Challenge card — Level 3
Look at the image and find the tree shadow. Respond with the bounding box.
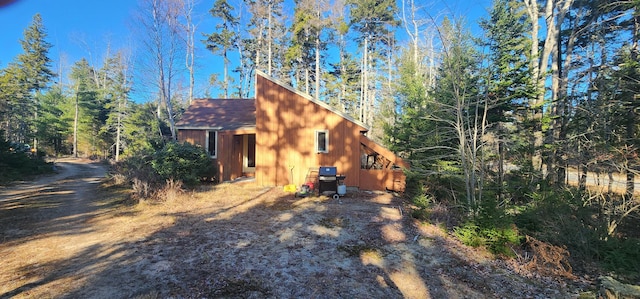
[2,184,572,298]
[0,161,128,246]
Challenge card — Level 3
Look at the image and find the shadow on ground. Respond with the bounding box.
[2,181,570,298]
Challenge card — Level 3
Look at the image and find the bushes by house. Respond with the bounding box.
[112,141,215,199]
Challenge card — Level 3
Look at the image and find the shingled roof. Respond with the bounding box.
[176,98,256,130]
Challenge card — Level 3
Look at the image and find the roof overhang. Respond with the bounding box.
[176,126,223,130]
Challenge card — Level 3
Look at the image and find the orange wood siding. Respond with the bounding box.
[178,129,250,182]
[359,169,407,192]
[255,73,366,188]
[178,129,206,147]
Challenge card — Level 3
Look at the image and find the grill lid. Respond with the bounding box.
[319,166,337,176]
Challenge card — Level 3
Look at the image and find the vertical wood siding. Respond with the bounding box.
[178,129,206,147]
[255,74,366,187]
[359,169,407,192]
[178,129,245,182]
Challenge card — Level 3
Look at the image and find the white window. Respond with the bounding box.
[315,130,329,153]
[206,131,217,158]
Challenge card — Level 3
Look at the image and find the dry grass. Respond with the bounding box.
[1,168,578,298]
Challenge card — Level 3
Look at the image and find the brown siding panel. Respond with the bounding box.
[178,129,206,147]
[256,73,369,188]
[359,169,407,192]
[251,72,406,191]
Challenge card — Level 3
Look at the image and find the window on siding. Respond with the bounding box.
[315,130,329,153]
[206,131,217,158]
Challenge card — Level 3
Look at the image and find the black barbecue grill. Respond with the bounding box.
[318,166,346,196]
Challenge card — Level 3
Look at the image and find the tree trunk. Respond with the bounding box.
[579,165,587,191]
[626,12,640,199]
[223,49,229,98]
[115,98,122,162]
[267,1,272,76]
[315,33,320,101]
[498,123,505,202]
[73,89,79,158]
[524,0,542,171]
[360,36,368,123]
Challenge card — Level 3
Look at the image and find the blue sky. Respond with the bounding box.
[0,0,492,101]
[0,0,136,67]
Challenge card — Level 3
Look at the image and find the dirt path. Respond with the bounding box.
[0,158,110,297]
[0,160,583,298]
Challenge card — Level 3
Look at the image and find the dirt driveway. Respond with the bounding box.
[0,159,578,298]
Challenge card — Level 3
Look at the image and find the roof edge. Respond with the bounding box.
[255,69,370,131]
[176,126,223,130]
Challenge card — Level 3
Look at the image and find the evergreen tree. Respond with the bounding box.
[431,17,484,206]
[15,13,55,153]
[37,85,71,155]
[123,102,164,156]
[348,0,398,126]
[100,52,132,161]
[69,58,99,158]
[0,63,30,143]
[326,53,360,117]
[204,0,238,98]
[479,0,534,200]
[384,49,435,171]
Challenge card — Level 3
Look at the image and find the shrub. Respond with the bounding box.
[454,221,520,256]
[453,197,521,256]
[0,135,53,184]
[513,187,640,281]
[114,141,214,190]
[151,141,214,187]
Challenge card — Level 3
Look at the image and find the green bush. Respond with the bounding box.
[0,136,53,184]
[453,197,521,256]
[602,238,640,278]
[151,141,214,187]
[454,222,485,247]
[454,220,520,256]
[114,141,215,191]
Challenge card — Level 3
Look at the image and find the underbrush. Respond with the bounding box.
[407,173,640,282]
[0,139,53,184]
[514,189,640,281]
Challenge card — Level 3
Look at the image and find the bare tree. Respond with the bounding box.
[181,0,198,104]
[523,0,574,173]
[135,0,185,140]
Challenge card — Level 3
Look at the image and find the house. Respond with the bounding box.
[176,71,408,192]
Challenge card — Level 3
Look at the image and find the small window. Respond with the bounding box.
[206,131,217,158]
[315,130,329,153]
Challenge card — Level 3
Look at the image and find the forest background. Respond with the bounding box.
[1,0,639,283]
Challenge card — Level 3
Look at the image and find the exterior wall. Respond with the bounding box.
[359,169,407,192]
[178,129,252,182]
[178,129,206,147]
[216,132,243,181]
[255,73,366,188]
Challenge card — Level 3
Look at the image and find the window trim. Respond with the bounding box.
[315,130,329,153]
[206,130,218,158]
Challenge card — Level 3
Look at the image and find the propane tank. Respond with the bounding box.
[337,184,347,196]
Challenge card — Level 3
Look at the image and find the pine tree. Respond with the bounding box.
[204,0,238,98]
[348,0,398,126]
[0,63,30,143]
[480,0,534,200]
[37,85,71,155]
[100,52,132,161]
[69,58,99,158]
[16,13,55,153]
[431,17,484,206]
